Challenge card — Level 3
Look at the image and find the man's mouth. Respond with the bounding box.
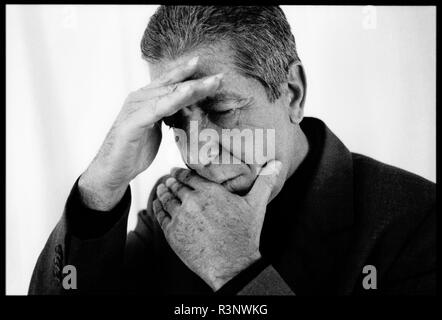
[184,160,263,195]
[220,174,241,187]
[204,171,242,187]
[221,175,249,195]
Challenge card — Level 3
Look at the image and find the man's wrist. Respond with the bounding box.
[210,251,262,292]
[78,172,128,211]
[214,256,269,295]
[66,176,132,239]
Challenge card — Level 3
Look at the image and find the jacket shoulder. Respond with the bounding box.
[349,154,436,294]
[352,153,435,213]
[351,153,435,234]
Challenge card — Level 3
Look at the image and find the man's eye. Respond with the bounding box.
[209,108,233,117]
[208,108,237,123]
[214,109,234,115]
[163,113,183,129]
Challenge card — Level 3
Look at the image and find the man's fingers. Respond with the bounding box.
[171,167,215,191]
[129,79,193,103]
[152,199,171,231]
[130,73,223,128]
[129,59,194,101]
[165,176,193,201]
[149,56,199,88]
[245,160,282,209]
[154,73,223,120]
[127,83,179,102]
[128,56,197,102]
[156,183,180,218]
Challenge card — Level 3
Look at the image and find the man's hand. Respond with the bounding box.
[153,160,282,291]
[78,56,224,211]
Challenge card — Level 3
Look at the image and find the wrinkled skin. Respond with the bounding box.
[149,45,308,198]
[148,45,308,290]
[153,162,281,290]
[79,42,308,291]
[79,57,224,211]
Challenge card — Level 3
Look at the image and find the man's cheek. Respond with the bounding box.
[231,112,276,166]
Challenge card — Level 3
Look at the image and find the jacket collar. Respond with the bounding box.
[261,117,354,257]
[300,117,354,234]
[260,117,356,294]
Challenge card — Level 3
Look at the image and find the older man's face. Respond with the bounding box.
[149,46,297,195]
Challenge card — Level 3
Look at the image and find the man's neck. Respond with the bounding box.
[286,127,310,182]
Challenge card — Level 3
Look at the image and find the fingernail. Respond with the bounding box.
[165,177,176,187]
[188,56,199,67]
[203,73,223,86]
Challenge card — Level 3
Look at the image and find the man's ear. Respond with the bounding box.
[286,61,307,124]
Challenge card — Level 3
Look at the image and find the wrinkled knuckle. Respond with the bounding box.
[181,83,195,96]
[177,169,191,183]
[157,193,168,204]
[184,194,202,211]
[167,179,178,190]
[167,83,179,94]
[173,182,185,194]
[181,196,191,209]
[181,192,193,205]
[152,199,161,213]
[164,193,175,204]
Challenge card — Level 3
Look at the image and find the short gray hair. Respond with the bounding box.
[141,6,300,102]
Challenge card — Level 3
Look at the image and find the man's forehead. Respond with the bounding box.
[148,48,235,79]
[147,45,268,102]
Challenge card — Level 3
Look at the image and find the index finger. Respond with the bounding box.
[148,56,200,89]
[129,72,223,128]
[152,73,224,121]
[171,168,218,191]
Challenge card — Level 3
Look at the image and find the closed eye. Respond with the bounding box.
[207,107,239,125]
[211,109,235,115]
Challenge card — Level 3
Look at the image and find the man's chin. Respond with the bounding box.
[221,174,255,195]
[189,164,258,195]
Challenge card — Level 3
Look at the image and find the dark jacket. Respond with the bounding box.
[28,117,436,295]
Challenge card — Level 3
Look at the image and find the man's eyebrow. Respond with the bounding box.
[188,73,248,101]
[197,91,253,111]
[212,91,245,102]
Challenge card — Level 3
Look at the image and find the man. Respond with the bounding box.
[29,6,435,295]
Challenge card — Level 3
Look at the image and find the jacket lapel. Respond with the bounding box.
[262,117,355,294]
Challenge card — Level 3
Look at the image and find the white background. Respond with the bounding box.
[6,5,436,295]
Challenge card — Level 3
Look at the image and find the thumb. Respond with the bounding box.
[245,160,282,208]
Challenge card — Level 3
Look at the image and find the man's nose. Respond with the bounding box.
[183,107,221,169]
